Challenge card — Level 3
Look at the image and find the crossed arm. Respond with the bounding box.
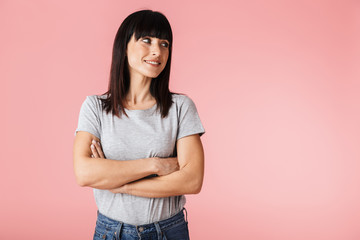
[73,131,204,198]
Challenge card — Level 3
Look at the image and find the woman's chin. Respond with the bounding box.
[145,72,162,79]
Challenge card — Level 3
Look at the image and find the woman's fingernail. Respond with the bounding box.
[92,140,96,144]
[91,144,94,148]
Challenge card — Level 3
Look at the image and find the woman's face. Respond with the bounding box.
[126,33,170,79]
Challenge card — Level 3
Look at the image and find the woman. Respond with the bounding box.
[73,9,205,240]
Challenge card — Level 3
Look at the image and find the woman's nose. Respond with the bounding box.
[150,44,161,56]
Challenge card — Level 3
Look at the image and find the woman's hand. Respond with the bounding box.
[90,140,105,159]
[153,157,179,176]
[110,185,128,194]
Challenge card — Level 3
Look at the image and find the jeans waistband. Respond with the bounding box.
[96,208,187,232]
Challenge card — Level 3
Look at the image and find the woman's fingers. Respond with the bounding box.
[94,141,105,158]
[98,143,105,158]
[91,140,105,158]
[91,144,100,158]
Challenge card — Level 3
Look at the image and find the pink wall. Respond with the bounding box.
[1,0,360,239]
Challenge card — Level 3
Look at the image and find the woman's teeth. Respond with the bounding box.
[145,60,160,65]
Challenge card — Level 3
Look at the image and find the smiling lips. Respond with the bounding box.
[144,60,161,66]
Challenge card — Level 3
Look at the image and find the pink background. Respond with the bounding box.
[1,0,360,239]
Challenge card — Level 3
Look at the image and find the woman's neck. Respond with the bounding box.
[125,75,154,106]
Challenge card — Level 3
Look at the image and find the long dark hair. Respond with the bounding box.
[99,9,178,118]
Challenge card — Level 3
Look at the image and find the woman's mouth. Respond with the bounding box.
[144,60,161,66]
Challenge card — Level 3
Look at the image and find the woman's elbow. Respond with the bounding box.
[193,181,203,194]
[187,176,203,194]
[74,168,90,187]
[73,157,92,187]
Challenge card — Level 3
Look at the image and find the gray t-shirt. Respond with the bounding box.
[74,93,205,225]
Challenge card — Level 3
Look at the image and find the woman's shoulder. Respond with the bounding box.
[91,94,108,100]
[81,94,108,111]
[85,94,108,103]
[171,93,196,107]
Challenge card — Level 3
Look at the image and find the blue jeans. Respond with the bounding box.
[93,208,190,240]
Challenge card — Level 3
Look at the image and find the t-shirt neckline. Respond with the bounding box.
[123,103,158,116]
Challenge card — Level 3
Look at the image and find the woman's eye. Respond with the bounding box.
[141,38,168,48]
[142,38,151,43]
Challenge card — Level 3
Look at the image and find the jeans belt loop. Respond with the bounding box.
[154,221,163,240]
[114,222,123,240]
[183,207,188,222]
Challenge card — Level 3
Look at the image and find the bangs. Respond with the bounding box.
[132,12,172,44]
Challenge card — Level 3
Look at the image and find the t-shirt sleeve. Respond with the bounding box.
[74,95,101,139]
[176,96,205,141]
